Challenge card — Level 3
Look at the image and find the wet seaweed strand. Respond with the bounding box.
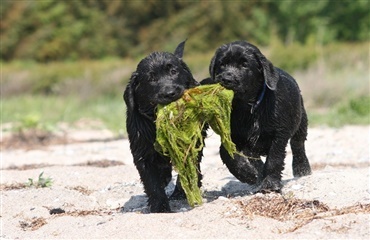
[155,84,236,206]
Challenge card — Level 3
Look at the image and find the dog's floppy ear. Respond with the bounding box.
[123,72,138,112]
[209,55,216,80]
[174,39,187,59]
[209,44,227,80]
[256,53,279,90]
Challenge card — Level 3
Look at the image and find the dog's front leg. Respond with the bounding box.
[220,145,260,185]
[258,137,289,193]
[135,159,172,213]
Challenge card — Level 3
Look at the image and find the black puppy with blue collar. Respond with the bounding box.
[207,41,312,192]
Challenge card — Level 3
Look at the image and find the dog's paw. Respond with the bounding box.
[230,158,261,185]
[293,165,312,178]
[149,202,172,213]
[255,176,282,193]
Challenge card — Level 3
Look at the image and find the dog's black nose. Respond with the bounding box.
[221,72,236,86]
[164,90,177,98]
[157,87,182,104]
[222,78,234,85]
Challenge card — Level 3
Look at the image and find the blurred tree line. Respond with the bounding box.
[1,0,368,62]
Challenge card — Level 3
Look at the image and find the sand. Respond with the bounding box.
[1,125,369,239]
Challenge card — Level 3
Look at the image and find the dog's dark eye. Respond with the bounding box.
[149,72,157,82]
[170,69,178,75]
[241,62,249,69]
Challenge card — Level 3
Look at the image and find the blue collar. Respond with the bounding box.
[249,83,266,114]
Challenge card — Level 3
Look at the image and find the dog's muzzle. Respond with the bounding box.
[216,72,238,89]
[157,86,183,105]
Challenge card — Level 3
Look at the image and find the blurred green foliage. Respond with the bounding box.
[1,0,368,62]
[1,58,135,96]
[1,0,369,132]
[2,42,369,134]
[309,95,370,126]
[337,96,370,119]
[3,94,125,133]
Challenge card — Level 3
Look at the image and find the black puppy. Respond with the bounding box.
[123,41,201,213]
[208,41,312,192]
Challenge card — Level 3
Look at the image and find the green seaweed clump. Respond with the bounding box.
[155,84,236,207]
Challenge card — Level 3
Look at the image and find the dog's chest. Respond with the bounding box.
[230,109,257,141]
[230,108,272,155]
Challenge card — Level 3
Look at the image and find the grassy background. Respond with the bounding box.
[2,42,369,136]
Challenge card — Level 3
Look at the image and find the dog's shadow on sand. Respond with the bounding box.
[122,177,259,214]
[122,176,298,213]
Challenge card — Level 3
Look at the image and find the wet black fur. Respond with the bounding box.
[207,41,312,192]
[123,41,201,213]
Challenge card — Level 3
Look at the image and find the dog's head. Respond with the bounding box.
[124,40,199,117]
[209,41,279,100]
